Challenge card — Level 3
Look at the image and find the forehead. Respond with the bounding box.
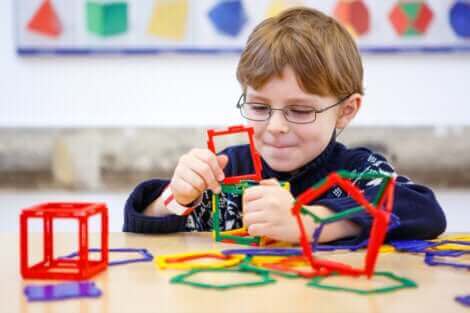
[245,67,316,100]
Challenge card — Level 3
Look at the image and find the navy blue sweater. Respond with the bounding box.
[123,138,446,244]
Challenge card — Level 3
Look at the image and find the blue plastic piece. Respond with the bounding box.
[60,248,154,266]
[24,281,101,302]
[208,0,248,37]
[456,294,470,307]
[424,251,470,269]
[221,248,303,256]
[450,1,470,38]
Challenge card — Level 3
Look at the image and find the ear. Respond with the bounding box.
[335,93,362,129]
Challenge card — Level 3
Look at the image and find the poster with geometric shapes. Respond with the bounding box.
[15,0,470,56]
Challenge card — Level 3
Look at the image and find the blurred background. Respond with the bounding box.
[1,0,469,232]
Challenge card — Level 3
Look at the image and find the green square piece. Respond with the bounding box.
[86,1,128,37]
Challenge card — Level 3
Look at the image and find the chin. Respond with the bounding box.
[265,157,302,173]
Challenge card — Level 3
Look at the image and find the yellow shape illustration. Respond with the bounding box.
[148,0,188,41]
[266,0,304,18]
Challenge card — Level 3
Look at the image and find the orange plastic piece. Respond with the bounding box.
[27,0,62,38]
[20,202,108,280]
[207,125,263,184]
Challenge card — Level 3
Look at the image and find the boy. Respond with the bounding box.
[123,7,446,244]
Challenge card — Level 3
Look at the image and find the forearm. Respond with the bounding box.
[303,205,361,243]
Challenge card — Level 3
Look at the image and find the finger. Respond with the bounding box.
[260,178,279,186]
[243,186,265,203]
[193,149,226,182]
[247,223,271,237]
[217,154,229,173]
[243,211,268,226]
[173,164,206,195]
[243,197,268,214]
[180,155,220,193]
[170,175,201,205]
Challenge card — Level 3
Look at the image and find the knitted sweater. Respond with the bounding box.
[123,138,446,244]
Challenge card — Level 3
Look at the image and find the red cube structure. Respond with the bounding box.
[20,202,108,280]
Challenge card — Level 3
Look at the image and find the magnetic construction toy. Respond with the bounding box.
[20,202,109,280]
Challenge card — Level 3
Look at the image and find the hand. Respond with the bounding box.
[243,179,315,243]
[170,148,229,206]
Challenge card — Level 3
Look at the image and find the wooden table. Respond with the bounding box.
[1,232,468,313]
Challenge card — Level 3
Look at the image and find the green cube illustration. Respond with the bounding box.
[86,1,128,37]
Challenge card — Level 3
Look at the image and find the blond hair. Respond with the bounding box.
[236,7,364,98]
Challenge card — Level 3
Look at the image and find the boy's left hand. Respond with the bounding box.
[243,179,314,243]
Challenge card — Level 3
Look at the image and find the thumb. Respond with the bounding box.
[217,154,229,170]
[260,178,279,186]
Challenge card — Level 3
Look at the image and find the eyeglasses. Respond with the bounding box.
[236,93,352,124]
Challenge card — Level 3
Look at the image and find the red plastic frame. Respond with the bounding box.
[292,173,396,278]
[207,125,263,184]
[20,202,109,280]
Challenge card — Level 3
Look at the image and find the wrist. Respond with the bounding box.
[161,187,201,216]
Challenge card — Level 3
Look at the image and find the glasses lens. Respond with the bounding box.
[241,103,271,121]
[285,107,316,123]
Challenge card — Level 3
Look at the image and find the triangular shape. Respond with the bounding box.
[27,0,62,38]
[401,2,420,21]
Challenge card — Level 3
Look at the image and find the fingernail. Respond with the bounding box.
[214,186,222,194]
[217,173,225,181]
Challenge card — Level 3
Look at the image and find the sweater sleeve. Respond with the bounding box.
[122,179,187,233]
[315,148,446,245]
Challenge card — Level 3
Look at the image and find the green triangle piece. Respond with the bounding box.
[401,2,420,20]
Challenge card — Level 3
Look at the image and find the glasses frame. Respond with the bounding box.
[236,93,353,124]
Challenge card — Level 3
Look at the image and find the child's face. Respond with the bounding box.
[245,66,341,172]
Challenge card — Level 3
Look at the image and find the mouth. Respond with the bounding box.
[264,143,296,149]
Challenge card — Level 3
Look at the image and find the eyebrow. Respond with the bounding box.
[246,93,317,106]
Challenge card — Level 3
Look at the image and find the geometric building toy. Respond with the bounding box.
[334,0,370,37]
[292,170,397,278]
[60,248,154,266]
[207,125,263,184]
[211,180,290,247]
[208,0,248,37]
[24,281,102,302]
[424,250,470,270]
[170,267,276,290]
[308,271,417,295]
[155,251,244,270]
[86,1,128,37]
[455,294,470,307]
[389,1,433,36]
[20,202,108,280]
[27,0,62,38]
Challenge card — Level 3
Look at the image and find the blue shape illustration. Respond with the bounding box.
[208,0,248,37]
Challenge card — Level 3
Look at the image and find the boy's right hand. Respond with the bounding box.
[169,148,229,206]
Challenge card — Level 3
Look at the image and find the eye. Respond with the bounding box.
[287,105,316,114]
[247,103,270,112]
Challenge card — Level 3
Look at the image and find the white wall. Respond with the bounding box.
[1,1,470,128]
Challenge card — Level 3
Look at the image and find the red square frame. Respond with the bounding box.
[207,125,263,184]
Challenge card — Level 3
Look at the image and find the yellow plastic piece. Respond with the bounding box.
[430,234,470,251]
[251,256,288,266]
[155,251,244,270]
[379,245,396,253]
[148,0,188,40]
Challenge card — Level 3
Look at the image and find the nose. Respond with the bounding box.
[266,109,289,134]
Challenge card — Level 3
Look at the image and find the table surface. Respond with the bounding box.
[1,232,468,313]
